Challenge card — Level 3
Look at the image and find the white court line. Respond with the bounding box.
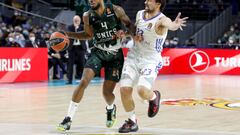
[0,123,239,135]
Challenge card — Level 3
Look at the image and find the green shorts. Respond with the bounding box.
[85,48,124,82]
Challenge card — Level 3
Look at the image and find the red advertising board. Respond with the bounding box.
[0,48,48,83]
[1,48,238,83]
[159,48,240,75]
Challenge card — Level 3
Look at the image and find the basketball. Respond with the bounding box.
[49,31,70,52]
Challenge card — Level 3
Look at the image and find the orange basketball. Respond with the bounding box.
[49,31,70,52]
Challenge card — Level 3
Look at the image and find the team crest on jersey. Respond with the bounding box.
[90,13,96,21]
[146,23,153,30]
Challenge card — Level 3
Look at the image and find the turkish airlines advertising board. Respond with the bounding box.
[159,48,240,75]
[0,48,48,83]
[1,48,239,83]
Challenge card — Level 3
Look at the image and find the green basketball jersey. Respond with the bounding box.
[88,3,123,54]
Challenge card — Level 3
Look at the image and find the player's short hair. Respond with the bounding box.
[155,0,166,12]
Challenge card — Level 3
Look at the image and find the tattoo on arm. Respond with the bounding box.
[114,5,136,35]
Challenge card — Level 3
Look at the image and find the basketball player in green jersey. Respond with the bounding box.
[56,0,135,131]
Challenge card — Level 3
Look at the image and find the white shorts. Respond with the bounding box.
[120,56,163,90]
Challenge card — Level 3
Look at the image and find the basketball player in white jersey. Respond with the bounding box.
[118,0,188,133]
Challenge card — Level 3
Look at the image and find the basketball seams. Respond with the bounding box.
[49,32,70,52]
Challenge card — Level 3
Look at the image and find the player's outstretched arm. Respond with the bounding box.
[113,5,136,36]
[158,12,188,31]
[65,12,94,40]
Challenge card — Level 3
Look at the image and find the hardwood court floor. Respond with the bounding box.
[0,75,240,135]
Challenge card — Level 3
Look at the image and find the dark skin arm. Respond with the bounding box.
[65,11,94,40]
[65,5,135,40]
[113,5,136,36]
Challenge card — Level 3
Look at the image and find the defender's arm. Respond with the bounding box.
[157,12,188,31]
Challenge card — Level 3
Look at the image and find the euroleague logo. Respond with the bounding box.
[161,98,240,111]
[189,50,210,73]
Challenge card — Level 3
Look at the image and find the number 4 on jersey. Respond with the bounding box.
[101,22,108,29]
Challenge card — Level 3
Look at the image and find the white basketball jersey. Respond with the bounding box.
[128,10,168,63]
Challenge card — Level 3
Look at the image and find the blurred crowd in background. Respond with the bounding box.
[0,0,240,82]
[215,22,240,49]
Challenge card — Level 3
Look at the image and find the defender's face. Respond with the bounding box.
[144,0,160,12]
[89,0,101,10]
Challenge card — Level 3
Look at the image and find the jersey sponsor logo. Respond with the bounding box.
[162,98,240,110]
[96,28,117,39]
[107,14,114,17]
[189,50,210,73]
[0,58,31,71]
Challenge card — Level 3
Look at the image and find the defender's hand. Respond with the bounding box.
[174,12,188,31]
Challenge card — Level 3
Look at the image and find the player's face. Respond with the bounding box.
[144,0,160,13]
[89,0,101,10]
